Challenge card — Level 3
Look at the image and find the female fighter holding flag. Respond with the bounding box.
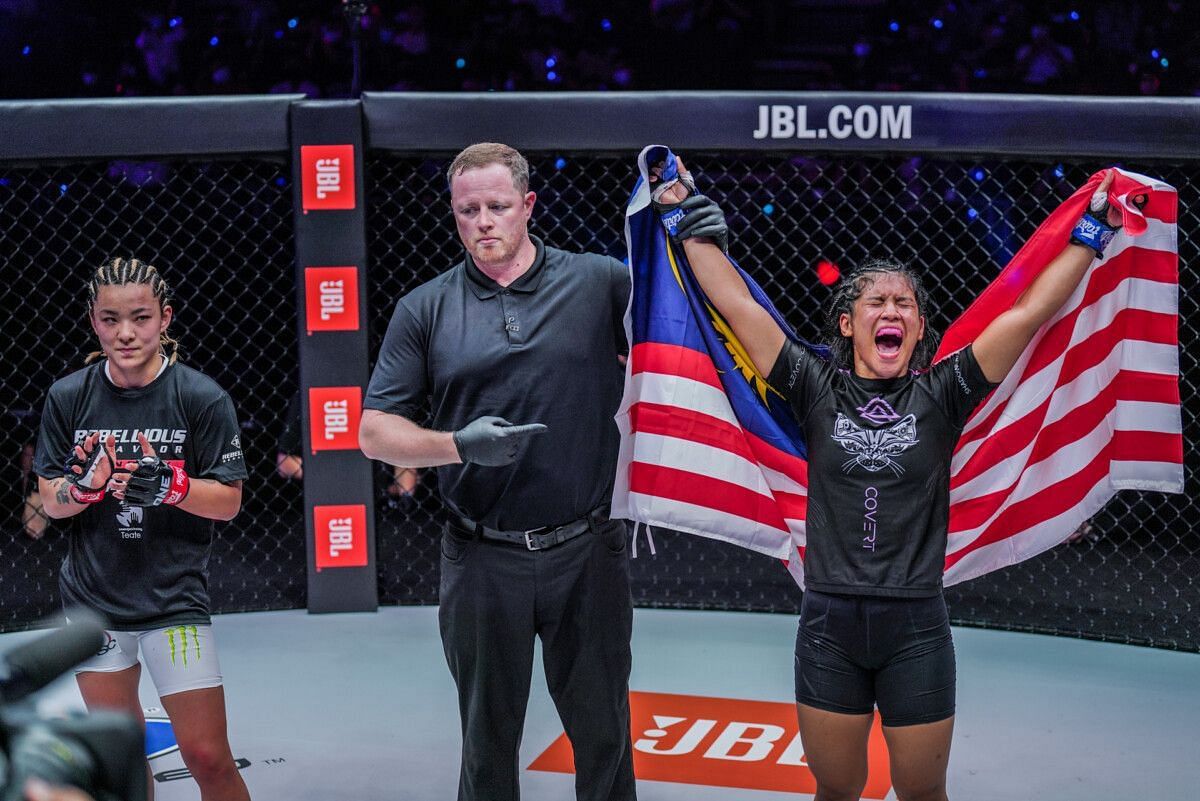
[34,256,251,801]
[648,159,1128,801]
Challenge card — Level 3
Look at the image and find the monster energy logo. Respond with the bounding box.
[166,625,201,666]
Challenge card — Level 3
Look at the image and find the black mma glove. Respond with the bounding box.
[1069,183,1120,257]
[653,194,730,253]
[452,416,547,467]
[64,442,110,504]
[122,455,191,507]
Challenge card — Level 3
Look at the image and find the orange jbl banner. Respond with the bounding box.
[529,691,892,797]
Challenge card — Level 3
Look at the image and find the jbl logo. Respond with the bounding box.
[315,159,341,199]
[304,267,359,333]
[313,505,368,570]
[300,145,356,211]
[323,400,348,440]
[327,517,354,555]
[307,386,361,452]
[320,280,344,319]
[530,691,893,796]
[634,716,805,762]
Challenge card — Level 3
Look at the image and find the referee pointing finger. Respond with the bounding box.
[452,416,548,467]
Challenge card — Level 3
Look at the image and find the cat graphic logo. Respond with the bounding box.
[832,412,918,475]
[116,504,144,539]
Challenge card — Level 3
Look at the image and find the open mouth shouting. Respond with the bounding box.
[875,326,904,360]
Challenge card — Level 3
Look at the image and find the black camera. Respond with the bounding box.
[0,615,146,801]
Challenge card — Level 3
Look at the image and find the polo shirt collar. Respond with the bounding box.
[464,235,547,299]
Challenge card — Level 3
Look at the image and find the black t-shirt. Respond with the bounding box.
[34,360,248,629]
[768,340,996,597]
[364,236,630,530]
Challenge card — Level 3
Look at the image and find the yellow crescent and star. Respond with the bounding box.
[662,235,783,405]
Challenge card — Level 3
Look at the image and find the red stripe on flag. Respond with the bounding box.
[746,430,810,485]
[952,360,1179,489]
[1017,254,1177,378]
[956,307,1176,453]
[951,372,1180,530]
[630,402,754,462]
[938,229,1175,362]
[631,342,722,389]
[949,433,1183,534]
[1135,189,1178,224]
[628,404,810,518]
[629,462,790,533]
[945,430,1176,569]
[953,395,1008,453]
[1111,431,1183,464]
[774,491,808,521]
[946,457,1110,570]
[1119,370,1183,406]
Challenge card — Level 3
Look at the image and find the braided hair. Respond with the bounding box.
[85,256,180,365]
[821,256,940,373]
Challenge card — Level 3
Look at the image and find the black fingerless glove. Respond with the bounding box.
[653,194,730,253]
[64,445,108,504]
[1069,186,1119,257]
[123,455,190,507]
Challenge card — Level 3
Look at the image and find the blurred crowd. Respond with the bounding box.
[0,0,1195,99]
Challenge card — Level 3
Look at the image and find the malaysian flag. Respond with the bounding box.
[611,146,1182,587]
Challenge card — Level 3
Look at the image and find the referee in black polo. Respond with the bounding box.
[360,142,636,801]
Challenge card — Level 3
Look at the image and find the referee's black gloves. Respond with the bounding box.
[453,416,548,467]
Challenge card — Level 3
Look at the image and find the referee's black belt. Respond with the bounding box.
[451,505,610,551]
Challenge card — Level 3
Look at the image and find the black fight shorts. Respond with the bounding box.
[794,588,955,727]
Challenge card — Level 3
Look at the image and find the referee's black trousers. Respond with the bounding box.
[439,518,637,801]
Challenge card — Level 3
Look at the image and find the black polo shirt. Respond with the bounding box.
[365,236,630,530]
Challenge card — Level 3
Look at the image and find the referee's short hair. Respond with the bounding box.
[447,143,530,194]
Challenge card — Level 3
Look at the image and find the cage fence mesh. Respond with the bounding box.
[0,158,304,628]
[1,147,1193,651]
[366,151,1198,651]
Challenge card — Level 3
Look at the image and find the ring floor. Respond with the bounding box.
[10,607,1198,801]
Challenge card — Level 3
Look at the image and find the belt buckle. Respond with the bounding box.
[524,526,551,551]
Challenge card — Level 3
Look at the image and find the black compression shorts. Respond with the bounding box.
[794,588,955,727]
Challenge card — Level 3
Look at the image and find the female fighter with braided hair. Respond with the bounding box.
[34,257,251,801]
[650,160,1126,801]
